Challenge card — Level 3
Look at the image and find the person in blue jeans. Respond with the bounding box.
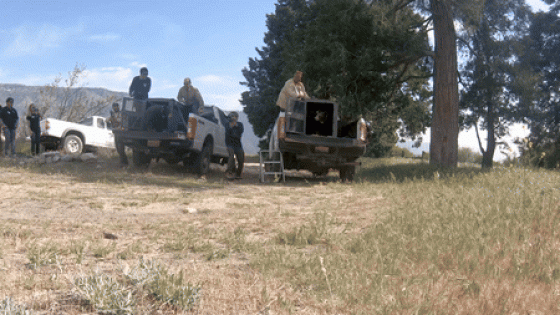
[225,111,244,179]
[1,97,18,157]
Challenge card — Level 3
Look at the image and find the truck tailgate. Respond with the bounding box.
[281,133,366,157]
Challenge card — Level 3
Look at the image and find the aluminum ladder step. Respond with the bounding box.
[258,150,285,183]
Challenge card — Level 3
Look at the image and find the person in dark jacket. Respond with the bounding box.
[225,111,244,179]
[26,104,42,155]
[128,67,151,100]
[0,102,3,155]
[1,97,18,157]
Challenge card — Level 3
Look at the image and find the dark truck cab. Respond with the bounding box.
[276,99,369,181]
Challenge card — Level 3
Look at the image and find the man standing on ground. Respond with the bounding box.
[109,102,128,166]
[225,111,244,179]
[0,102,3,155]
[26,104,42,156]
[1,97,18,157]
[177,77,204,115]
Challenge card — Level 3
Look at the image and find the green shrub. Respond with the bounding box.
[388,146,415,158]
[458,147,483,164]
[74,273,135,315]
[26,242,59,269]
[123,258,200,310]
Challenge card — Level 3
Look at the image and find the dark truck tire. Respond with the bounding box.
[63,134,83,154]
[164,156,181,165]
[312,168,330,177]
[185,142,212,176]
[132,149,151,168]
[339,165,355,182]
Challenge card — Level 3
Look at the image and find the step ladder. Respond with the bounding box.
[259,150,285,183]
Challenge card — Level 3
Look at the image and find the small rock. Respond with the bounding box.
[186,207,198,214]
[80,153,97,162]
[103,232,118,240]
[61,154,75,162]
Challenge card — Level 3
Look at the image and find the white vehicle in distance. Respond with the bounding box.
[40,116,115,154]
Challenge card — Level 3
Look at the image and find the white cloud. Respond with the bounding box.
[527,0,550,12]
[3,24,83,57]
[129,62,148,70]
[82,67,133,92]
[204,93,243,111]
[196,75,229,85]
[88,33,121,43]
[12,74,59,86]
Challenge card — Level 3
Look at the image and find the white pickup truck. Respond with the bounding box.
[112,97,229,175]
[40,116,115,154]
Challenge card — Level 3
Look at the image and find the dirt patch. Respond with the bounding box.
[0,156,382,314]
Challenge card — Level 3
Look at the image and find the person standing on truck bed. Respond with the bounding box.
[225,111,244,180]
[177,77,204,115]
[109,102,128,167]
[1,97,18,157]
[129,67,151,101]
[269,71,310,152]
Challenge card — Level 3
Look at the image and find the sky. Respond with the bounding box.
[0,0,553,160]
[0,0,276,112]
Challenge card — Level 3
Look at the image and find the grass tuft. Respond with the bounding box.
[74,272,135,315]
[0,297,34,315]
[123,258,201,310]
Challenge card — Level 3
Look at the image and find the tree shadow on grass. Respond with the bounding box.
[1,155,488,189]
[356,159,486,183]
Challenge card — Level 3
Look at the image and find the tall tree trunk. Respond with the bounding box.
[482,102,495,168]
[430,0,459,167]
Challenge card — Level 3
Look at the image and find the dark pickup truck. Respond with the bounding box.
[112,97,229,175]
[275,99,369,181]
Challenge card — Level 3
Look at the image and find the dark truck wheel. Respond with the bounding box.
[132,149,151,168]
[195,142,212,175]
[164,156,181,165]
[63,134,83,154]
[339,165,355,182]
[185,142,212,176]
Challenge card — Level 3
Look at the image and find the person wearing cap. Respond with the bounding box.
[0,97,18,157]
[225,111,244,179]
[26,104,42,156]
[269,71,310,152]
[109,102,128,166]
[128,67,151,101]
[177,77,204,115]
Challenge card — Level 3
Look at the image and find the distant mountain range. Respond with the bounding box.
[0,83,261,155]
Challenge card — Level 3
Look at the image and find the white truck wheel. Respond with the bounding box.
[63,135,83,154]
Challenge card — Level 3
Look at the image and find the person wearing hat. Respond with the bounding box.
[128,67,151,101]
[177,77,204,115]
[225,111,244,179]
[26,103,42,156]
[109,102,128,166]
[0,97,18,157]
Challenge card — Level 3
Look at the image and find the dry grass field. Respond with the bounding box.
[0,154,559,314]
[0,155,379,314]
